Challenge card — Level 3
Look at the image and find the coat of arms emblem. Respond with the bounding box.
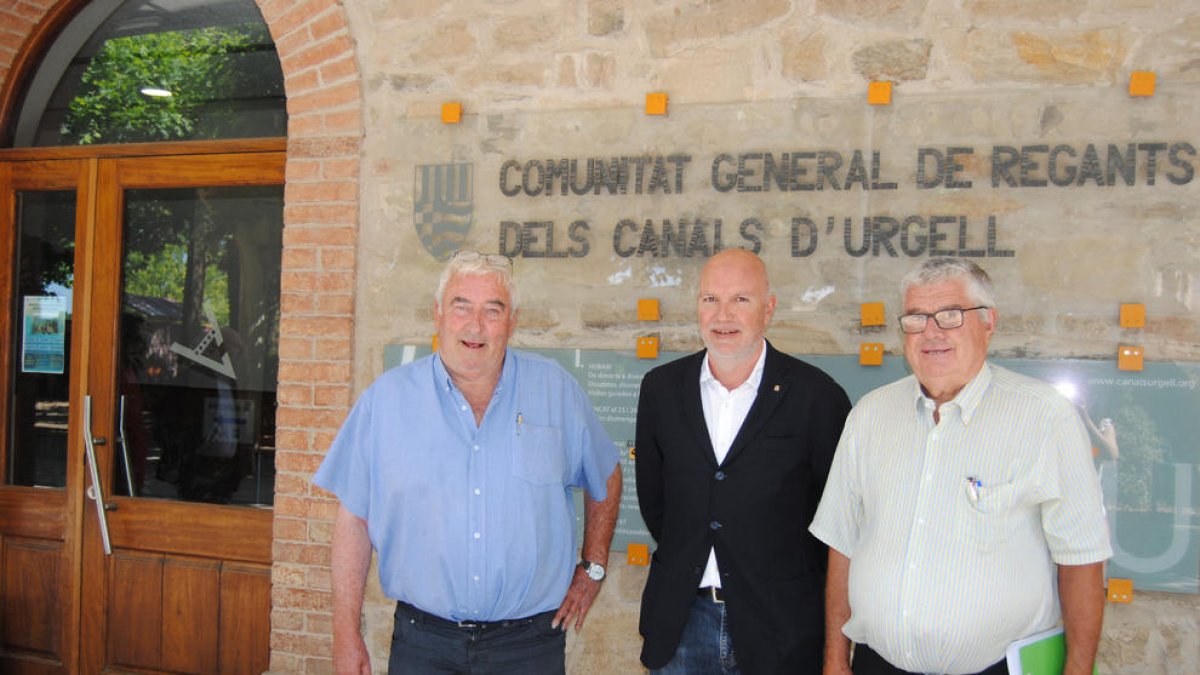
[414,163,474,260]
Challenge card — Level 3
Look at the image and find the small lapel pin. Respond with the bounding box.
[772,384,781,392]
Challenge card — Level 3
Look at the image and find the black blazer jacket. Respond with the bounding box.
[636,342,851,674]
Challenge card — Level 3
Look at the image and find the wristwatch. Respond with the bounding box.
[578,559,606,582]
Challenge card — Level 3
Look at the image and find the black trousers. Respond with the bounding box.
[853,643,1007,675]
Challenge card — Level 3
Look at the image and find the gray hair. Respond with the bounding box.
[435,251,519,316]
[900,257,996,312]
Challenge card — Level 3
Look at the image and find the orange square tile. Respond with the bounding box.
[860,302,886,327]
[867,81,892,105]
[637,299,661,321]
[636,336,659,359]
[627,543,650,566]
[441,102,463,124]
[1119,303,1145,328]
[1129,71,1156,98]
[1117,345,1144,371]
[859,342,884,366]
[1107,577,1133,603]
[645,92,668,116]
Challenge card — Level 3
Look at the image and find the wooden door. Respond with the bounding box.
[0,141,285,674]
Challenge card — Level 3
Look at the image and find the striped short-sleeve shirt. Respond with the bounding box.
[810,363,1111,674]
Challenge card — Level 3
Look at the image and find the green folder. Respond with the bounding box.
[1005,627,1098,675]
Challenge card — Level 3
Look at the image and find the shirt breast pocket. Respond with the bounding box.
[512,424,566,486]
[956,481,1016,553]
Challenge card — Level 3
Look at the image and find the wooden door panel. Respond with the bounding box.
[162,557,220,674]
[219,562,271,674]
[0,489,65,539]
[1,537,62,658]
[107,550,162,670]
[105,500,271,563]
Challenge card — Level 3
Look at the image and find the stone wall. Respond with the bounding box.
[9,1,1193,674]
[330,1,1199,673]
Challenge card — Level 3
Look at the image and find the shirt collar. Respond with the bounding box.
[912,362,992,424]
[433,348,514,395]
[700,339,768,393]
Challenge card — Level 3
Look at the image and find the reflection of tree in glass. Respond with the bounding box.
[59,24,268,145]
[1113,394,1167,511]
[124,239,230,326]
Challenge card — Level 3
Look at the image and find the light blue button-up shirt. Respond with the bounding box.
[314,349,617,621]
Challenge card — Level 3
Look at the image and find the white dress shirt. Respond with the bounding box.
[697,340,767,589]
[810,363,1111,674]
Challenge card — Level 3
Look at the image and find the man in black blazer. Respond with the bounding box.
[636,249,851,674]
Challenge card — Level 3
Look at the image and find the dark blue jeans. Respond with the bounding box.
[388,602,565,674]
[651,593,741,675]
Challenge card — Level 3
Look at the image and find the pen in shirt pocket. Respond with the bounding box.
[965,476,982,503]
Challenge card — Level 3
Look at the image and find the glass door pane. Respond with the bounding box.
[6,190,75,488]
[115,185,281,505]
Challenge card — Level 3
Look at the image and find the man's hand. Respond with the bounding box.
[552,565,603,631]
[332,631,371,675]
[554,464,621,631]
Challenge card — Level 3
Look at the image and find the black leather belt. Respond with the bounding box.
[697,586,725,603]
[395,601,549,630]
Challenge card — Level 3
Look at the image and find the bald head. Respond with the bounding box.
[701,249,770,294]
[697,249,776,382]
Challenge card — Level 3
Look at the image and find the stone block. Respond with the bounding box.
[853,39,932,81]
[585,52,616,89]
[493,16,558,51]
[1130,16,1200,84]
[412,21,477,64]
[645,0,790,57]
[963,0,1085,21]
[588,0,624,36]
[782,30,829,82]
[815,0,928,29]
[963,29,1125,84]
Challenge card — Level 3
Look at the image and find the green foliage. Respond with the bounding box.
[60,25,265,144]
[124,239,230,325]
[1113,396,1168,511]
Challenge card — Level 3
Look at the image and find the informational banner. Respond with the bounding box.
[21,295,67,374]
[383,345,1199,594]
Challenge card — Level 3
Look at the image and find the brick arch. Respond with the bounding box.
[0,2,361,671]
[256,1,361,672]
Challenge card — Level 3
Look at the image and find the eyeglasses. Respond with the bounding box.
[898,306,988,334]
[451,250,512,268]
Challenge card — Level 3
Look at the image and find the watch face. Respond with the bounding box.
[583,562,605,580]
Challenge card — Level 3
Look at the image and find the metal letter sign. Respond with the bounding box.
[414,163,474,260]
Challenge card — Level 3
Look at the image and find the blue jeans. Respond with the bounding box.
[651,594,741,675]
[388,602,565,674]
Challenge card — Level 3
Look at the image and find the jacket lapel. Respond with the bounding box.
[721,343,789,466]
[680,351,719,467]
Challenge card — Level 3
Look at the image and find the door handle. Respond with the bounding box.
[116,395,136,497]
[83,395,113,555]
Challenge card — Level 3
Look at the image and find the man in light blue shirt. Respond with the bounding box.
[314,251,621,674]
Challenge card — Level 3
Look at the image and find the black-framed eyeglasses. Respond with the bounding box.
[898,306,989,334]
[452,249,512,268]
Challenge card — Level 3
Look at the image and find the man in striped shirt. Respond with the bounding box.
[811,257,1111,675]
